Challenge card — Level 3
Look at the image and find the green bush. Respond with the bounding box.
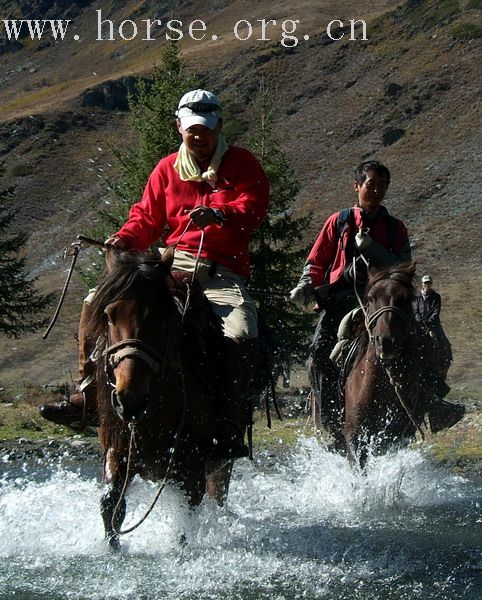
[11,164,32,177]
[451,22,482,39]
[466,0,482,10]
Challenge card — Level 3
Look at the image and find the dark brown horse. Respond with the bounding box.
[417,321,453,382]
[342,262,426,467]
[87,249,236,550]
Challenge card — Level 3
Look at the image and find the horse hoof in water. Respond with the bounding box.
[106,533,121,553]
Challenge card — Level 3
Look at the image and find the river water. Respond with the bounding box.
[1,438,481,600]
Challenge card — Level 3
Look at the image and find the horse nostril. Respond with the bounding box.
[379,336,396,358]
[112,390,149,423]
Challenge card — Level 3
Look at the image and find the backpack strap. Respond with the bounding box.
[336,208,353,248]
[336,208,355,256]
[338,207,399,252]
[385,215,399,251]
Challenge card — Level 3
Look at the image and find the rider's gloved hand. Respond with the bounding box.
[288,284,313,307]
[188,206,224,228]
[355,228,373,250]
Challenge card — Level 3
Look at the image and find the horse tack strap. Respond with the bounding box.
[103,338,164,374]
[107,346,161,374]
[365,305,410,332]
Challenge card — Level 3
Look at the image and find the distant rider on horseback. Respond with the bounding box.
[414,274,453,376]
[288,160,463,434]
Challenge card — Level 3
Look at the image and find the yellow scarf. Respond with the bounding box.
[173,136,229,184]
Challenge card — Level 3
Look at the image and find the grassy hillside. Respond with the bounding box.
[0,0,481,391]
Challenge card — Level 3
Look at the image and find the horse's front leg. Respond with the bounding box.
[344,365,374,470]
[205,459,233,506]
[100,447,128,551]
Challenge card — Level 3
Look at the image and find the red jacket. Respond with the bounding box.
[306,205,410,288]
[115,146,269,278]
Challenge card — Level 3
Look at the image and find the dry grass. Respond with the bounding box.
[1,386,480,476]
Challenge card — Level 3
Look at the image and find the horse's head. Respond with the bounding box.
[365,262,416,360]
[88,249,180,423]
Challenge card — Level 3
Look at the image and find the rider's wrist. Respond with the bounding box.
[212,208,225,225]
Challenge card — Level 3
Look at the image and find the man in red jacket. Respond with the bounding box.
[41,89,270,458]
[289,160,462,435]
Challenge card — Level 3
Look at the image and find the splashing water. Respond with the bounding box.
[1,438,481,599]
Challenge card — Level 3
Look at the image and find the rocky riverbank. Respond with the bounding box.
[1,387,481,478]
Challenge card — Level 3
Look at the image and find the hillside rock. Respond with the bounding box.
[79,76,147,111]
[382,127,405,145]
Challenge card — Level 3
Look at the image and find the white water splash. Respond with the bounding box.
[0,441,480,600]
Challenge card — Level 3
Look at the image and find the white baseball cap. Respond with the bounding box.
[176,89,222,130]
[421,275,432,283]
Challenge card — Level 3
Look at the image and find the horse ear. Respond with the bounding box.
[105,247,118,272]
[408,260,417,275]
[160,245,175,269]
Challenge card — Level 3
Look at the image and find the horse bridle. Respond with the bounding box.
[103,338,166,379]
[365,305,411,345]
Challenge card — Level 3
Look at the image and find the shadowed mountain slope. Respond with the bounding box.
[0,0,481,389]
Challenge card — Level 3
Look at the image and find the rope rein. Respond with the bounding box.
[111,348,189,536]
[43,235,113,339]
[385,367,425,440]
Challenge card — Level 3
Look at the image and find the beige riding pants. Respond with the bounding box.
[168,249,258,339]
[85,249,258,339]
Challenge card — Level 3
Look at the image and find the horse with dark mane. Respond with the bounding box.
[341,262,426,467]
[86,249,237,550]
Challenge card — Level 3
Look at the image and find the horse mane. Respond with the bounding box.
[366,261,417,300]
[86,250,172,340]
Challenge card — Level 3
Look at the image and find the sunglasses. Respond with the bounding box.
[178,102,221,113]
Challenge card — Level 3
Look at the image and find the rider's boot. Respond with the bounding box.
[420,371,464,433]
[211,338,258,459]
[427,398,465,433]
[39,300,98,429]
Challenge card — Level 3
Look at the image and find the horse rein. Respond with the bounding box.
[111,346,189,536]
[110,227,207,537]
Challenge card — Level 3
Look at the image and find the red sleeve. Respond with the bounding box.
[115,162,167,252]
[209,150,269,234]
[306,213,339,287]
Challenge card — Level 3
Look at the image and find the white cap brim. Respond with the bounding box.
[179,114,219,130]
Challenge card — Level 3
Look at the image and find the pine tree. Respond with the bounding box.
[82,43,197,286]
[248,82,315,380]
[0,186,53,338]
[97,42,198,235]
